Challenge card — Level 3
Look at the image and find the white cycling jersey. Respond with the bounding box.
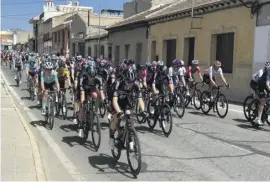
[205,66,223,77]
[252,69,264,82]
[168,67,186,77]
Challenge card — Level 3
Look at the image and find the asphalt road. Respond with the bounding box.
[1,65,270,181]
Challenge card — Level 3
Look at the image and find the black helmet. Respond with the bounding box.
[124,68,136,83]
[148,65,155,73]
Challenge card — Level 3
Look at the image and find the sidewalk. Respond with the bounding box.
[1,84,39,181]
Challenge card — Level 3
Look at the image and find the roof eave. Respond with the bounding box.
[106,21,147,32]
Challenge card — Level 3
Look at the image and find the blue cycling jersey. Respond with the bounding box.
[40,70,58,84]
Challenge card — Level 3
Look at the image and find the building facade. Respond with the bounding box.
[0,31,13,50]
[147,0,256,102]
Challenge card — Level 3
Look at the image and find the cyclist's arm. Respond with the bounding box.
[219,68,228,86]
[188,66,192,79]
[40,71,45,91]
[197,66,203,81]
[266,75,270,92]
[208,67,217,86]
[112,82,121,113]
[152,73,157,94]
[79,75,85,104]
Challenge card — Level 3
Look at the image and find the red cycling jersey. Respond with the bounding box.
[186,66,201,78]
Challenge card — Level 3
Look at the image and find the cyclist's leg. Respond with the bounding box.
[42,82,49,115]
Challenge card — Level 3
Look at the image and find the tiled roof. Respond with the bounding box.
[146,0,223,20]
[106,4,171,29]
[85,29,108,40]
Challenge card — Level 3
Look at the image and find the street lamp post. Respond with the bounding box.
[97,4,101,59]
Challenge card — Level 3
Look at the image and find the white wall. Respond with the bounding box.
[252,25,270,74]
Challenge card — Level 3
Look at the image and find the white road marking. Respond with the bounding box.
[1,72,85,181]
[229,108,242,113]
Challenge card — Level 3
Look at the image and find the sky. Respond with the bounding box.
[1,0,128,31]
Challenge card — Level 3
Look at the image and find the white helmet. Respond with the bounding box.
[192,60,199,65]
[180,60,184,66]
[44,62,53,69]
[157,60,164,66]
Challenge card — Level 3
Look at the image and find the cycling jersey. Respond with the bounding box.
[13,58,23,68]
[41,70,58,84]
[186,65,201,78]
[57,67,70,80]
[136,69,147,82]
[79,73,103,92]
[204,66,223,77]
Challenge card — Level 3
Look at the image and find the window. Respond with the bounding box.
[78,42,85,57]
[72,43,76,56]
[151,41,156,61]
[100,45,105,59]
[136,43,142,63]
[115,45,120,63]
[88,46,92,56]
[94,45,98,58]
[166,39,176,66]
[215,32,234,73]
[183,37,195,66]
[54,32,57,43]
[62,30,65,48]
[108,46,112,60]
[125,44,130,59]
[58,31,60,43]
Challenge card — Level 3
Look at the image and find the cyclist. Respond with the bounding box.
[136,64,147,89]
[186,59,203,82]
[40,61,60,115]
[27,54,39,96]
[108,67,144,149]
[250,63,269,95]
[77,61,104,137]
[13,54,23,83]
[253,62,270,125]
[57,58,71,90]
[51,55,59,70]
[203,60,230,99]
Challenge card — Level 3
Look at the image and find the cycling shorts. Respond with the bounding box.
[45,82,55,91]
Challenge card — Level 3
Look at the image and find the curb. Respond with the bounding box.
[1,73,47,181]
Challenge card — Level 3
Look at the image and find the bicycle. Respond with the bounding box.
[27,76,36,101]
[56,88,68,120]
[134,87,150,124]
[44,90,57,130]
[173,84,185,118]
[14,68,22,87]
[243,93,254,120]
[200,85,229,118]
[185,81,204,110]
[111,110,142,178]
[146,85,173,137]
[79,94,101,151]
[247,95,270,126]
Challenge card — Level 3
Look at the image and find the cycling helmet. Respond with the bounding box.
[180,60,184,66]
[264,62,270,69]
[125,68,136,83]
[100,59,107,67]
[58,60,65,67]
[137,64,145,71]
[152,61,157,66]
[44,62,53,70]
[159,65,167,73]
[52,55,57,61]
[214,60,222,67]
[148,65,155,73]
[172,59,180,66]
[157,60,164,66]
[145,61,151,67]
[192,60,199,65]
[76,55,82,61]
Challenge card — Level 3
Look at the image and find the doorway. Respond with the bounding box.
[184,37,195,66]
[166,39,176,66]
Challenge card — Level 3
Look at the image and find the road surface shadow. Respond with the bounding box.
[21,96,31,100]
[61,136,95,151]
[237,123,270,132]
[188,111,216,117]
[21,88,28,91]
[29,105,42,110]
[59,124,78,132]
[135,125,164,137]
[88,153,136,179]
[9,84,18,87]
[29,120,51,130]
[233,118,248,123]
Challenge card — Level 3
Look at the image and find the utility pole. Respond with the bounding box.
[98,3,101,59]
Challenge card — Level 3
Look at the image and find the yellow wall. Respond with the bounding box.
[149,6,256,102]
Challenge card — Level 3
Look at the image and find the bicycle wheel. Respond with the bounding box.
[135,100,144,124]
[47,99,54,130]
[126,128,141,177]
[55,94,60,116]
[62,94,67,120]
[160,104,173,137]
[173,93,185,118]
[99,101,106,118]
[91,112,101,151]
[247,99,259,126]
[215,94,229,118]
[80,114,90,144]
[200,91,211,114]
[243,95,254,120]
[185,95,191,107]
[193,89,201,110]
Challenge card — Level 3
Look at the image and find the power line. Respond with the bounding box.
[2,0,67,6]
